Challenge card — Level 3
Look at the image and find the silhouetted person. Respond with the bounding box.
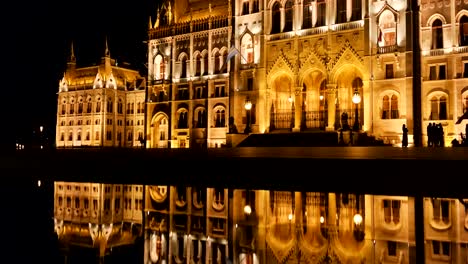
[228,116,238,133]
[427,123,433,147]
[402,124,408,147]
[437,123,444,147]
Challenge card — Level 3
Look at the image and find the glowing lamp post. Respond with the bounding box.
[320,94,324,130]
[244,98,252,134]
[352,90,361,131]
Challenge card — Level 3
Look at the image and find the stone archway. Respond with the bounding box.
[151,113,169,148]
[269,74,295,130]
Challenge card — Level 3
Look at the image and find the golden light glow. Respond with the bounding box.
[353,213,363,225]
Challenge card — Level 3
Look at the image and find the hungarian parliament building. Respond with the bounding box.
[55,0,468,148]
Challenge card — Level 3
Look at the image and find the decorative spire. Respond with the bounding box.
[105,36,110,57]
[155,7,160,28]
[69,41,76,62]
[149,15,153,29]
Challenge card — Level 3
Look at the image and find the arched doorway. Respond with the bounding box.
[151,114,169,148]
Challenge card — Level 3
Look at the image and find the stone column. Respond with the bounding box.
[326,84,337,131]
[292,88,302,132]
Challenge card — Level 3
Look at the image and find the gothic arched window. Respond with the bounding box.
[271,2,281,34]
[302,0,313,29]
[241,34,254,64]
[378,10,397,47]
[432,19,444,49]
[284,0,293,32]
[459,15,468,46]
[336,0,347,24]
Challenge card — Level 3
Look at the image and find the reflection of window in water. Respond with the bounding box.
[383,199,400,224]
[432,198,450,223]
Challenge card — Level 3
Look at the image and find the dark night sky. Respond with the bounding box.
[11,0,162,145]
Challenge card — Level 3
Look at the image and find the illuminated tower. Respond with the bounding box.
[146,0,232,149]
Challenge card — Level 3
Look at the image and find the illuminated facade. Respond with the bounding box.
[56,40,146,148]
[53,182,144,260]
[144,0,468,148]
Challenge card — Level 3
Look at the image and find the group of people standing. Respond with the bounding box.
[427,122,445,147]
[402,123,467,147]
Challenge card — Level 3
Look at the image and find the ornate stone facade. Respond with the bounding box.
[144,0,468,148]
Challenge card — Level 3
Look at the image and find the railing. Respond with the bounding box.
[377,45,398,54]
[269,109,362,131]
[270,109,293,130]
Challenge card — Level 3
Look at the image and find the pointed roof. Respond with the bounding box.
[68,41,76,63]
[104,36,110,57]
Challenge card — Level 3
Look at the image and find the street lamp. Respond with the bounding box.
[244,98,252,134]
[353,194,365,241]
[320,94,324,130]
[352,89,361,131]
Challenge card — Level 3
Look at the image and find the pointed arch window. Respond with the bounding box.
[178,110,188,129]
[195,108,207,128]
[316,0,326,27]
[118,99,123,114]
[242,0,249,15]
[214,108,226,127]
[351,0,362,21]
[107,98,113,113]
[69,99,75,115]
[383,199,401,224]
[381,94,399,119]
[195,53,201,76]
[460,15,468,46]
[271,2,281,34]
[391,95,399,118]
[78,98,83,114]
[61,100,66,115]
[241,34,254,64]
[87,98,92,113]
[154,54,164,80]
[432,19,444,49]
[382,95,390,119]
[159,117,167,141]
[203,54,209,75]
[252,0,259,13]
[302,0,313,29]
[430,95,448,120]
[284,0,293,32]
[213,51,221,74]
[336,0,347,24]
[180,56,187,78]
[96,100,101,112]
[378,10,397,47]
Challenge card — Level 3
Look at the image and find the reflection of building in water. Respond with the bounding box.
[424,197,468,263]
[144,187,468,264]
[144,186,229,264]
[53,182,144,262]
[53,183,468,263]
